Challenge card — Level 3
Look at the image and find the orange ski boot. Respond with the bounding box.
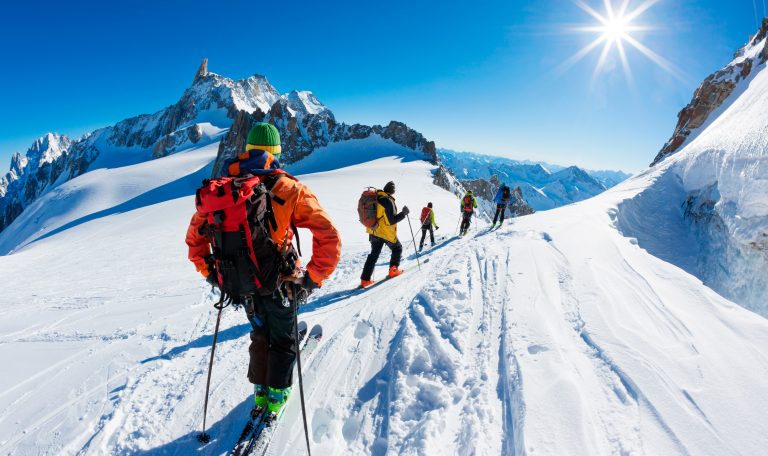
[360,279,375,288]
[388,265,404,278]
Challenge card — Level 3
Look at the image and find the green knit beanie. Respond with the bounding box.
[246,123,281,156]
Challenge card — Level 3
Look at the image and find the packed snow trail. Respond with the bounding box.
[1,138,768,455]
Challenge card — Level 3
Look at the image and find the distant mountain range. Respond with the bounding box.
[0,57,634,236]
[0,59,437,234]
[438,149,632,211]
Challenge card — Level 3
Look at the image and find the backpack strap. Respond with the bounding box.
[263,172,303,260]
[291,221,302,257]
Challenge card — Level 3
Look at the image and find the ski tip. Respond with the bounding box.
[308,324,323,338]
[197,432,211,444]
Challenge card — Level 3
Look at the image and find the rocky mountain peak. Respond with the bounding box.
[193,58,208,83]
[283,90,332,118]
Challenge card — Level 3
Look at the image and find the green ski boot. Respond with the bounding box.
[254,384,268,412]
[267,386,292,417]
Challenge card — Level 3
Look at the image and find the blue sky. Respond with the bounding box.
[0,0,763,172]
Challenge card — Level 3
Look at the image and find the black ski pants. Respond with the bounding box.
[246,292,296,389]
[419,224,434,249]
[361,235,402,281]
[493,203,508,225]
[460,212,473,234]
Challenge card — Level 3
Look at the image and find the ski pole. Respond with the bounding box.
[406,215,421,270]
[197,293,226,444]
[291,284,313,456]
[290,283,313,456]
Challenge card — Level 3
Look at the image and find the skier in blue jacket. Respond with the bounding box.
[491,184,511,228]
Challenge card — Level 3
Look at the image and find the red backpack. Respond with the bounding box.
[463,195,474,212]
[195,172,298,297]
[420,207,431,224]
[358,187,380,228]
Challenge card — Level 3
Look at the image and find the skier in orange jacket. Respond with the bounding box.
[186,123,340,416]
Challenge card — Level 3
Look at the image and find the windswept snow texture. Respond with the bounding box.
[617,32,768,316]
[1,134,767,456]
[438,149,631,210]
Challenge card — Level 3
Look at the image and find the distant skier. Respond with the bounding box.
[491,183,511,229]
[418,202,439,251]
[459,190,477,236]
[186,123,341,420]
[360,181,409,287]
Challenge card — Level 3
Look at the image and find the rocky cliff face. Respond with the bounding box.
[509,187,535,217]
[212,111,437,177]
[652,18,768,165]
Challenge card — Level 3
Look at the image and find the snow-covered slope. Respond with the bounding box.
[1,126,767,456]
[619,23,768,316]
[438,149,630,211]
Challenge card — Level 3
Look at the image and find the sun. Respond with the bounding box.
[561,0,681,83]
[602,16,629,41]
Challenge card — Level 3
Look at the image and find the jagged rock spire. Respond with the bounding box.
[194,58,208,83]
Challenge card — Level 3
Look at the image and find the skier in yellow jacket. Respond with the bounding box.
[360,181,409,287]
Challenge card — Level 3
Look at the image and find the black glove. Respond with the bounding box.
[206,270,219,288]
[435,226,440,230]
[285,272,320,303]
[402,206,410,216]
[302,274,320,293]
[204,256,218,288]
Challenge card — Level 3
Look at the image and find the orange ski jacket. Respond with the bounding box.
[186,172,341,287]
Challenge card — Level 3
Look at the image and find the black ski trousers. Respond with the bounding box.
[246,292,296,389]
[361,235,402,281]
[460,212,473,234]
[493,203,508,225]
[419,224,434,249]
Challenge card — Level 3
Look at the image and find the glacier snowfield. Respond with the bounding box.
[0,135,766,455]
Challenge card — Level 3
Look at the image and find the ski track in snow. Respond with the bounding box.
[1,143,768,455]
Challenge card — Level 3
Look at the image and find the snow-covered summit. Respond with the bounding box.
[188,70,281,116]
[282,90,333,118]
[0,133,72,229]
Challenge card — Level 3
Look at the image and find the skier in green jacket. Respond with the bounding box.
[459,191,477,236]
[418,202,440,251]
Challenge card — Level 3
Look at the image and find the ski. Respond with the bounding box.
[357,258,430,291]
[231,325,323,455]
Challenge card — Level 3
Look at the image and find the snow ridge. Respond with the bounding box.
[618,20,768,315]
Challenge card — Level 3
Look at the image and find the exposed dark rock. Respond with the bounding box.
[509,186,535,217]
[194,58,208,83]
[212,108,439,178]
[652,19,768,165]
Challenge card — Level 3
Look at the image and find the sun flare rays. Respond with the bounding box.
[560,0,683,83]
